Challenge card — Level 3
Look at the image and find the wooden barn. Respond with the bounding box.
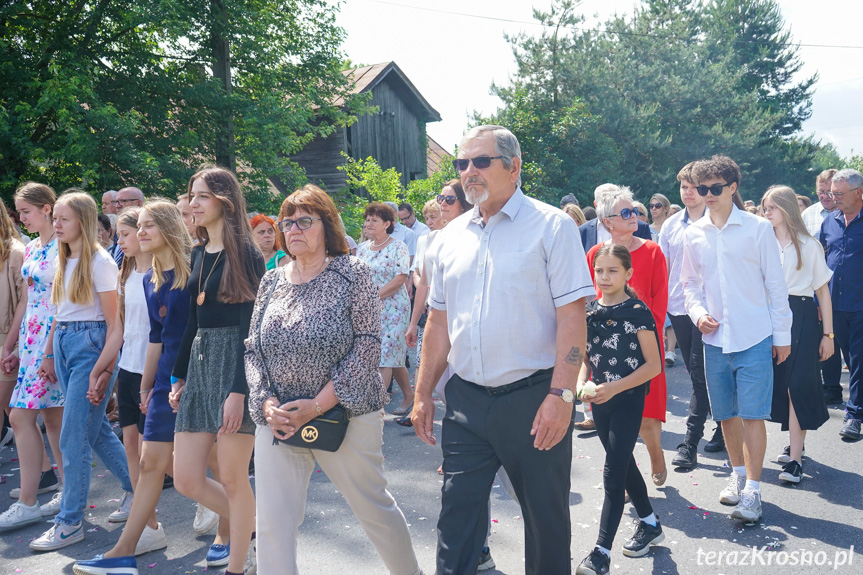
[288,62,443,192]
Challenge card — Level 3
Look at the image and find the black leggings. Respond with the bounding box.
[592,386,653,549]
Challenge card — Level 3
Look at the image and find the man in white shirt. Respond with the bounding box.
[662,163,723,470]
[413,125,594,575]
[681,155,792,524]
[398,202,429,238]
[801,169,838,237]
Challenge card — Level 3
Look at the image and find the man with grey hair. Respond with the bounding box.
[820,168,863,440]
[102,190,118,215]
[412,124,595,574]
[579,183,652,252]
[113,187,144,211]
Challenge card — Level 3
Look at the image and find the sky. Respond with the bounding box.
[333,0,863,159]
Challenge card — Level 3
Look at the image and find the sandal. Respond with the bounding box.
[573,419,596,431]
[652,467,667,486]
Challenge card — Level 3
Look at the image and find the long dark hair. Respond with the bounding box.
[594,243,638,299]
[187,166,258,303]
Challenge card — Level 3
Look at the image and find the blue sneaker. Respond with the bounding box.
[206,542,230,567]
[73,554,138,575]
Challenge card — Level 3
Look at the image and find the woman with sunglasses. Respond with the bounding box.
[357,203,413,415]
[403,181,472,419]
[648,194,672,240]
[586,186,669,488]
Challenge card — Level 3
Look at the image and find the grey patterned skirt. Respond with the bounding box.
[175,326,255,435]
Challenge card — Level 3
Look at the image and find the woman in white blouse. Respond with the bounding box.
[761,186,834,485]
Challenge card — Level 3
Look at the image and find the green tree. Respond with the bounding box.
[490,0,831,203]
[0,1,368,212]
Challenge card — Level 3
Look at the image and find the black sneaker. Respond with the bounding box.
[477,546,495,571]
[839,418,862,441]
[162,474,174,490]
[622,519,665,557]
[704,426,725,453]
[778,460,803,484]
[576,548,610,575]
[776,445,805,464]
[9,469,59,499]
[671,443,697,469]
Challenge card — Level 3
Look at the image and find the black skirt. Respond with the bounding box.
[770,295,829,431]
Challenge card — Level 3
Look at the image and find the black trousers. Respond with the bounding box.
[669,314,711,445]
[437,370,572,575]
[592,386,652,549]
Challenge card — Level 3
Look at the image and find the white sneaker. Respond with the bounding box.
[244,537,257,575]
[719,473,746,505]
[40,491,63,516]
[0,500,42,529]
[29,522,84,551]
[108,491,133,523]
[731,490,762,522]
[134,522,168,555]
[664,351,676,367]
[193,502,219,535]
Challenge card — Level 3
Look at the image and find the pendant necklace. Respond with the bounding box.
[197,250,223,306]
[157,284,168,318]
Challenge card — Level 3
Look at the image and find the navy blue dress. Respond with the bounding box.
[142,269,190,442]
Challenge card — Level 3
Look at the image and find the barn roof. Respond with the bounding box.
[427,134,451,175]
[337,62,442,123]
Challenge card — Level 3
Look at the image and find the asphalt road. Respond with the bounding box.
[0,351,860,575]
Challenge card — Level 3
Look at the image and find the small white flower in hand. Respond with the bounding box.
[577,381,597,399]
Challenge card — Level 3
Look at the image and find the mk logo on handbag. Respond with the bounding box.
[301,427,319,442]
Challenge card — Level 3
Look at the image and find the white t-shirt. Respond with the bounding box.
[55,249,119,321]
[118,269,149,374]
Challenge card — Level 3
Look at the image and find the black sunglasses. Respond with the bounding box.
[648,203,663,209]
[452,156,505,172]
[696,182,731,197]
[436,194,458,205]
[608,207,641,220]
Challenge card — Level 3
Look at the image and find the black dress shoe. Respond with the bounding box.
[704,426,725,453]
[840,418,862,441]
[672,443,697,468]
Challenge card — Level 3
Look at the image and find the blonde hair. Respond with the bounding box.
[421,198,441,220]
[140,200,192,291]
[116,208,143,325]
[51,191,103,306]
[563,203,586,226]
[0,199,24,266]
[762,185,812,271]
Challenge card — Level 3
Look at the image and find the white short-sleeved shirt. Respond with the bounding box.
[118,269,150,374]
[777,235,833,298]
[55,249,119,322]
[429,188,595,387]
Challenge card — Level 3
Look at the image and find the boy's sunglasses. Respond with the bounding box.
[436,195,458,205]
[608,207,641,220]
[696,182,731,197]
[451,156,505,172]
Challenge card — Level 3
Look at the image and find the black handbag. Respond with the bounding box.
[255,272,349,452]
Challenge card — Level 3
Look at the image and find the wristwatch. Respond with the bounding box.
[824,333,835,339]
[549,388,575,403]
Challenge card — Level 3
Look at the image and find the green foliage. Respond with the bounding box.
[846,154,863,174]
[334,151,458,237]
[489,0,830,203]
[0,0,368,212]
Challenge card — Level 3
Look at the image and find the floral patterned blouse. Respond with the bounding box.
[244,255,386,425]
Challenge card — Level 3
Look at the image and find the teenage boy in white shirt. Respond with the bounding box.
[681,155,792,522]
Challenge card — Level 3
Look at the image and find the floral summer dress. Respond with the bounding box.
[357,238,410,368]
[9,238,62,409]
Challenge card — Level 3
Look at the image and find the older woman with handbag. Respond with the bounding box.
[245,184,422,575]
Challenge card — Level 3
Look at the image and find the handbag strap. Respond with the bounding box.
[255,272,281,399]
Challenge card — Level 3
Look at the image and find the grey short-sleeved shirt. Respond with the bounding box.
[429,188,595,387]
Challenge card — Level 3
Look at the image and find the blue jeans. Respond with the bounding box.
[703,336,774,421]
[54,321,132,526]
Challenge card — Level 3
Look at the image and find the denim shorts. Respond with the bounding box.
[703,336,774,421]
